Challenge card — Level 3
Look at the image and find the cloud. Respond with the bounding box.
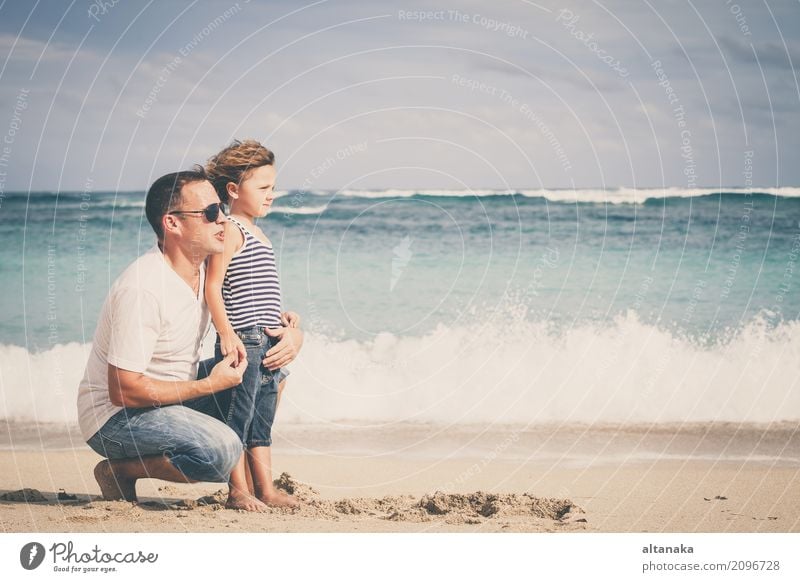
[0,1,799,189]
[0,32,83,64]
[719,35,800,70]
[475,58,627,93]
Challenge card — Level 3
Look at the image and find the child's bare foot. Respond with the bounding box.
[226,489,269,512]
[259,489,299,508]
[94,460,137,502]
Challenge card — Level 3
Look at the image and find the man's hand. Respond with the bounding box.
[209,352,247,389]
[281,311,301,328]
[263,327,304,370]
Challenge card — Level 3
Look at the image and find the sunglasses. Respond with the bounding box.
[168,203,225,222]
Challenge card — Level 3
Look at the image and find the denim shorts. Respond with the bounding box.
[211,326,289,448]
[86,400,242,483]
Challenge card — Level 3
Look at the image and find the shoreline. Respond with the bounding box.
[3,421,799,466]
[0,450,800,532]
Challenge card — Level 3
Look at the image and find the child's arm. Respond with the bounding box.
[205,220,246,365]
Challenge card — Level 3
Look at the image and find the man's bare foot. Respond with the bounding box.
[226,489,269,512]
[258,489,299,508]
[94,460,137,502]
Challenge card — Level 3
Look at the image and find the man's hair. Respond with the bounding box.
[145,167,209,240]
[205,139,275,204]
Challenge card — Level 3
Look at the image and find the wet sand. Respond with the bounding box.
[1,422,798,532]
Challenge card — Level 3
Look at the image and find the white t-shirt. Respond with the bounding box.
[76,245,210,440]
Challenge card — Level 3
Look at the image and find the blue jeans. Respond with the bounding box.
[86,395,242,483]
[212,326,288,449]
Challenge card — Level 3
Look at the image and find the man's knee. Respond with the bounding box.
[172,421,242,482]
[199,425,241,477]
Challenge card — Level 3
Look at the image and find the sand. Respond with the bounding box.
[1,439,798,532]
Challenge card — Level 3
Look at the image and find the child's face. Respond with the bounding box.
[234,164,276,217]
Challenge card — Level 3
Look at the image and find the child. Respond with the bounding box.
[205,139,301,511]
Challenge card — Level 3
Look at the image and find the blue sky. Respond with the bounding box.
[0,0,798,191]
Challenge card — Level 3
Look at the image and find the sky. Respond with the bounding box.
[0,0,798,191]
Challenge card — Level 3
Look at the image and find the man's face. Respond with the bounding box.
[172,180,226,258]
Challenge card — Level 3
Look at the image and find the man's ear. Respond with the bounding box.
[162,213,181,238]
[226,181,239,200]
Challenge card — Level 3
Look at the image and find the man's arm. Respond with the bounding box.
[108,353,246,408]
[262,326,304,370]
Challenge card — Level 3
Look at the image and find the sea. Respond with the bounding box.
[1,187,799,449]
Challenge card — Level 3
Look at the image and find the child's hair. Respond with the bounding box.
[205,139,275,204]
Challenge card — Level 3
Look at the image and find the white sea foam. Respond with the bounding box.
[337,188,516,199]
[2,314,798,426]
[272,204,328,215]
[333,186,800,204]
[0,342,91,426]
[519,186,800,204]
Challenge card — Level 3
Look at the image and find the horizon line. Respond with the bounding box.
[4,185,798,194]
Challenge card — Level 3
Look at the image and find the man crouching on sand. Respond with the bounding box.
[75,169,303,510]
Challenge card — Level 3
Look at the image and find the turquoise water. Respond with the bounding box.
[3,188,798,344]
[1,188,799,425]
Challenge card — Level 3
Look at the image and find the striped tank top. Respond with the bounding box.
[222,216,283,330]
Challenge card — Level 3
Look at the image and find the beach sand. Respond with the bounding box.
[1,423,798,533]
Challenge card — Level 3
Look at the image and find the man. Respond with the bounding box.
[76,169,303,505]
